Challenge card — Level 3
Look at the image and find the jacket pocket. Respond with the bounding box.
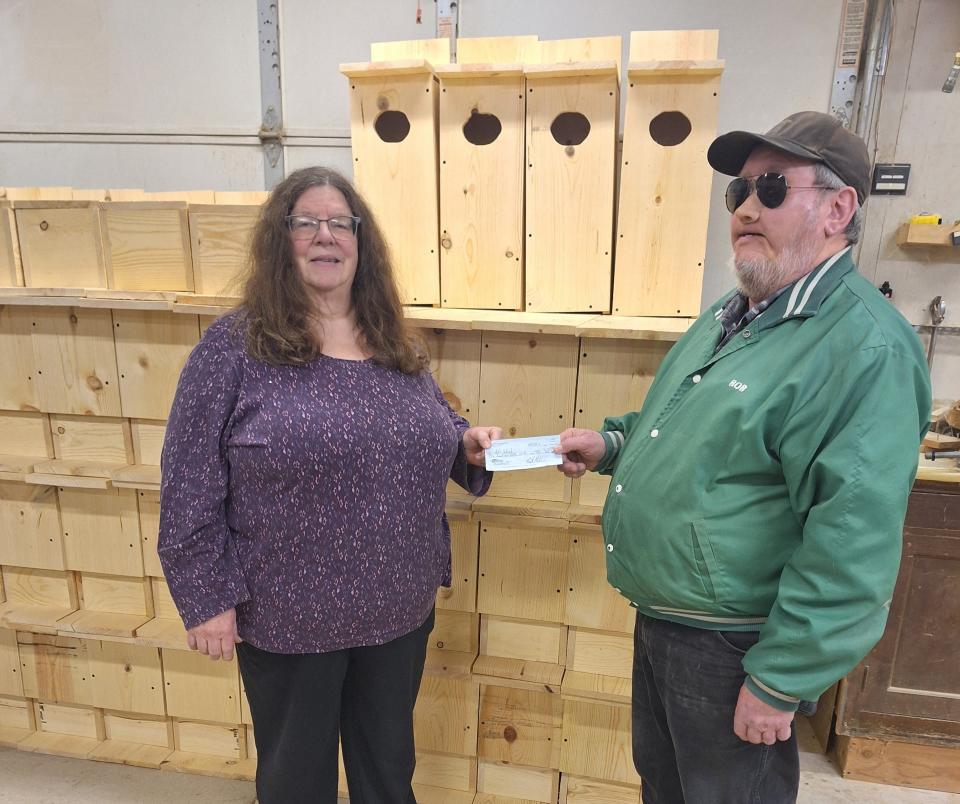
[691,520,724,603]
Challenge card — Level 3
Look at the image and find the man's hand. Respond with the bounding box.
[555,428,607,477]
[188,608,242,662]
[733,683,794,745]
[462,426,503,467]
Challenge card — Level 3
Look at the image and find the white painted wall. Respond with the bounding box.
[857,0,960,400]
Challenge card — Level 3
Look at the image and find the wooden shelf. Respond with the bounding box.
[0,286,697,340]
[897,223,960,247]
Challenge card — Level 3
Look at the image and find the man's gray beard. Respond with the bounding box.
[730,230,822,303]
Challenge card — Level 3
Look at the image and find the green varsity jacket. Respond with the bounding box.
[596,247,931,711]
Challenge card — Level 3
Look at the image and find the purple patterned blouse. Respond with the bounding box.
[158,314,490,653]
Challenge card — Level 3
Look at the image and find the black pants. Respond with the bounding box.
[632,613,800,804]
[237,608,434,804]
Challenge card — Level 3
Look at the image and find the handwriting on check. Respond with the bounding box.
[485,435,563,472]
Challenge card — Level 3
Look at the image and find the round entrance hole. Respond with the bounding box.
[649,111,692,146]
[463,109,502,146]
[374,110,411,143]
[550,112,591,146]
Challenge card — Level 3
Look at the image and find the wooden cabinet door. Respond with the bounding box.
[838,485,960,742]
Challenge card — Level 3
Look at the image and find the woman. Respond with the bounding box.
[158,166,499,803]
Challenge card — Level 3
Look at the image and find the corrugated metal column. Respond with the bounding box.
[258,0,285,188]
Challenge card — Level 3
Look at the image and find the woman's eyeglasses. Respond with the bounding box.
[725,172,833,214]
[285,214,361,241]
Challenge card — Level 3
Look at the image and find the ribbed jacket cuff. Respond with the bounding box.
[594,430,625,473]
[745,675,800,713]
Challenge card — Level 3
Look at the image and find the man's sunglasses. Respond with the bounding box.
[725,172,833,213]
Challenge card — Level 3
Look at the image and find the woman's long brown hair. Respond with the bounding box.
[239,166,425,374]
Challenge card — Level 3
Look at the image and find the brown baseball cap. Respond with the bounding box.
[707,111,871,204]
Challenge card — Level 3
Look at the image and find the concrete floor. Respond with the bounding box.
[0,724,956,803]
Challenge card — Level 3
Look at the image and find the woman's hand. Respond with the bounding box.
[187,608,242,661]
[462,426,503,467]
[555,428,606,477]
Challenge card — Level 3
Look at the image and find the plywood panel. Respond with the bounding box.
[566,530,634,634]
[574,338,671,506]
[0,566,76,610]
[0,629,23,697]
[457,36,539,64]
[34,700,102,739]
[429,609,479,654]
[16,204,107,288]
[0,411,52,456]
[419,328,482,425]
[161,648,241,724]
[437,519,478,612]
[0,482,65,570]
[414,675,480,756]
[0,305,40,412]
[478,684,562,769]
[175,719,245,759]
[0,566,77,631]
[560,699,639,785]
[2,188,73,202]
[0,695,35,734]
[102,711,171,747]
[439,74,524,310]
[31,306,122,416]
[103,204,193,291]
[477,760,559,803]
[0,206,23,286]
[131,420,166,465]
[50,414,132,464]
[347,72,440,304]
[150,578,179,621]
[88,641,164,716]
[187,207,258,296]
[478,523,568,623]
[478,332,577,501]
[113,310,200,420]
[534,36,623,73]
[371,38,451,64]
[567,628,633,679]
[414,750,476,792]
[138,490,163,577]
[481,616,567,666]
[59,487,144,577]
[147,191,216,204]
[18,633,94,705]
[560,775,640,804]
[525,72,617,312]
[78,573,150,616]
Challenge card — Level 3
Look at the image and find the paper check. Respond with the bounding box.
[485,435,563,472]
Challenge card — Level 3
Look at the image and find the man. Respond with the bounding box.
[557,111,931,803]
